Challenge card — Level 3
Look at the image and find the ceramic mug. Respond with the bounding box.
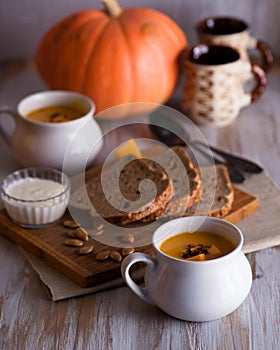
[196,16,273,72]
[0,90,103,174]
[181,44,267,127]
[121,216,252,322]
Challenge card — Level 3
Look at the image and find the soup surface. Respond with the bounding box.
[26,105,86,123]
[160,231,235,261]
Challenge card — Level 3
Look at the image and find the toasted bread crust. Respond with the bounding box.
[145,146,202,219]
[170,146,202,209]
[184,164,234,218]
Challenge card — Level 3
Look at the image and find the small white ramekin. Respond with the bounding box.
[1,167,70,228]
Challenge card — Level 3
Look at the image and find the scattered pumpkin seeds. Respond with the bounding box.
[121,233,135,243]
[63,220,80,229]
[121,247,135,256]
[95,223,104,231]
[96,250,110,261]
[110,250,122,262]
[64,238,84,247]
[88,229,104,237]
[74,227,89,241]
[78,245,94,255]
[67,228,88,241]
[67,231,78,238]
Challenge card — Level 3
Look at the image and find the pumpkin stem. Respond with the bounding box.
[101,0,122,18]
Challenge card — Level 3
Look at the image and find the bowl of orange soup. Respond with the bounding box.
[0,90,103,174]
[121,216,252,322]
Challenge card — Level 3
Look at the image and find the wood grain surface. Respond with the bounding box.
[0,60,280,350]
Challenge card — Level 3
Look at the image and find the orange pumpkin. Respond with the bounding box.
[36,0,187,117]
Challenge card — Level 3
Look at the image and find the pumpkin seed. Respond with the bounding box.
[96,250,110,261]
[78,245,94,255]
[110,250,122,262]
[95,223,104,231]
[67,228,88,241]
[63,220,80,229]
[67,231,78,238]
[64,238,84,247]
[121,233,135,243]
[88,229,104,237]
[121,247,135,256]
[74,227,89,241]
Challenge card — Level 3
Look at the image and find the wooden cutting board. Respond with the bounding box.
[0,186,258,288]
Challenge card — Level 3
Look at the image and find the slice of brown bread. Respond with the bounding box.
[144,146,202,218]
[70,155,173,225]
[184,164,234,218]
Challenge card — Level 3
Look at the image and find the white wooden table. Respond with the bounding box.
[0,60,279,350]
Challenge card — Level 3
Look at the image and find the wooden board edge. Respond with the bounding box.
[224,187,259,223]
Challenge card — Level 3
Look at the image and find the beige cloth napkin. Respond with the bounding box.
[23,170,280,301]
[24,251,143,301]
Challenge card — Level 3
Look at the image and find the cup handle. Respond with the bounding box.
[121,252,157,305]
[250,64,267,102]
[248,37,273,72]
[0,108,18,146]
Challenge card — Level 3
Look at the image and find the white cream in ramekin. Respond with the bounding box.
[1,168,70,228]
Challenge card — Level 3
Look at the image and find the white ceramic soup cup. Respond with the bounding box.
[121,216,252,322]
[0,90,103,174]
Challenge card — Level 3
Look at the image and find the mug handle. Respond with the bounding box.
[0,108,18,146]
[248,37,273,72]
[121,252,157,305]
[250,64,267,102]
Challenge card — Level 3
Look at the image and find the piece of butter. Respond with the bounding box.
[115,139,142,158]
[187,254,206,261]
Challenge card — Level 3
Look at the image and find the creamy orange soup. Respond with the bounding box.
[160,231,235,261]
[26,105,86,123]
